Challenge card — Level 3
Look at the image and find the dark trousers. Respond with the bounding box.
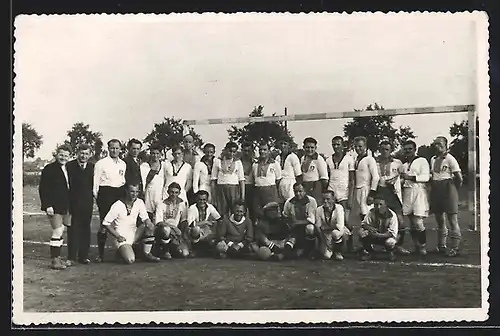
[67,208,92,261]
[96,186,124,258]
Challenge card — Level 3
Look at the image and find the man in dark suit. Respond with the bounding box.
[66,144,95,266]
[124,138,144,199]
[39,145,72,270]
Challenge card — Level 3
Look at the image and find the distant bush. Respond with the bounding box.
[23,173,40,186]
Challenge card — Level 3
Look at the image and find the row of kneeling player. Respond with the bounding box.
[104,181,420,264]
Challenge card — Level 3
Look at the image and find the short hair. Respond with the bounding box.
[233,199,247,211]
[149,143,163,152]
[127,138,142,149]
[125,182,140,190]
[379,140,393,150]
[353,136,367,144]
[435,136,448,147]
[303,137,317,146]
[171,145,183,153]
[241,141,253,149]
[183,134,194,140]
[322,189,335,198]
[77,144,92,152]
[107,139,121,147]
[331,136,344,144]
[258,141,270,149]
[225,141,239,150]
[402,140,417,149]
[293,182,304,190]
[203,143,215,151]
[167,182,182,191]
[196,190,209,199]
[56,144,72,153]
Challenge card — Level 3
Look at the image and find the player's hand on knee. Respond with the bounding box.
[116,235,126,243]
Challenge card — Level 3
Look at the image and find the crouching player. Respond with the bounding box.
[282,182,318,259]
[185,190,222,257]
[102,183,160,264]
[358,195,398,262]
[315,190,346,261]
[254,202,294,261]
[215,201,255,259]
[153,182,189,259]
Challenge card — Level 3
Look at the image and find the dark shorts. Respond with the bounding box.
[377,186,402,212]
[430,179,459,214]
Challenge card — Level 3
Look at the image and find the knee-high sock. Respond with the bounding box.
[397,230,406,246]
[143,235,155,255]
[50,226,65,258]
[97,231,107,259]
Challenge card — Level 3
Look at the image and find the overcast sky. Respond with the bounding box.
[14,14,479,159]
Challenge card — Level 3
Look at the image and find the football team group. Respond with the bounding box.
[38,133,464,270]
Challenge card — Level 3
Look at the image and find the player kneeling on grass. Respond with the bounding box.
[254,202,294,261]
[153,182,189,259]
[215,201,255,259]
[282,182,318,260]
[185,190,222,257]
[102,183,160,264]
[358,195,398,262]
[315,190,346,261]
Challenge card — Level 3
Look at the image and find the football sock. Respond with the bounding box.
[418,229,427,247]
[143,236,155,255]
[397,231,406,246]
[97,232,107,258]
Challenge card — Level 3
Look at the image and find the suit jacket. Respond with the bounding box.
[67,159,94,213]
[124,155,143,191]
[39,161,70,214]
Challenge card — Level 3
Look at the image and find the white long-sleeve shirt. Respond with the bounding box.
[401,157,430,189]
[276,153,302,180]
[211,158,245,185]
[93,156,126,197]
[192,161,211,194]
[354,155,380,190]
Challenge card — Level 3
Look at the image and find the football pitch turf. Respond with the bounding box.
[18,186,483,312]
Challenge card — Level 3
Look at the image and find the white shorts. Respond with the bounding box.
[402,187,429,217]
[278,178,295,202]
[114,228,138,249]
[355,186,370,215]
[328,182,349,202]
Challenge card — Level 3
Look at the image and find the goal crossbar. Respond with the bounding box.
[183,104,478,231]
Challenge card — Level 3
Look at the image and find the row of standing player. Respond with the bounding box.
[39,134,462,269]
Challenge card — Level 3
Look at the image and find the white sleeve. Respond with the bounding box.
[211,159,219,181]
[209,204,222,221]
[348,156,355,171]
[237,160,245,181]
[369,158,380,191]
[192,163,201,194]
[274,161,282,180]
[102,201,120,226]
[388,213,399,238]
[282,199,293,218]
[93,160,102,197]
[187,205,197,225]
[155,203,164,225]
[317,156,328,180]
[137,199,149,222]
[292,154,302,177]
[448,155,461,173]
[415,158,431,183]
[307,197,317,224]
[335,204,345,231]
[179,203,188,222]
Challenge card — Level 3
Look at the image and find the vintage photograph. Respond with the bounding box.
[12,12,489,324]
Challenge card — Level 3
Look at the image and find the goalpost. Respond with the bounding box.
[184,104,478,231]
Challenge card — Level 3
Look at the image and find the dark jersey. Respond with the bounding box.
[255,217,292,241]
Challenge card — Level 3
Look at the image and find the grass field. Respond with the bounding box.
[19,185,483,312]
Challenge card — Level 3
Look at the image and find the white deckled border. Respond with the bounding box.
[12,11,490,325]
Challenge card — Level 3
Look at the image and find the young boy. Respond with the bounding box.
[282,182,318,259]
[186,190,222,256]
[215,201,255,259]
[430,136,463,256]
[254,202,294,261]
[211,142,246,217]
[300,137,328,205]
[154,182,189,259]
[358,195,399,262]
[315,190,346,261]
[249,142,282,219]
[102,183,160,264]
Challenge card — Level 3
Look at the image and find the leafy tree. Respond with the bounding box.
[22,123,43,160]
[417,144,435,162]
[144,118,203,157]
[65,122,103,156]
[227,105,296,150]
[343,103,416,153]
[448,118,479,180]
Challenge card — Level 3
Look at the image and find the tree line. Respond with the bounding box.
[22,103,478,180]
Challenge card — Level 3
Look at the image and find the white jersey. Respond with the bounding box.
[430,153,461,181]
[326,154,354,201]
[276,152,302,180]
[354,154,379,190]
[102,198,149,245]
[376,158,403,203]
[401,157,430,189]
[187,203,221,225]
[249,160,282,187]
[300,154,328,182]
[192,161,211,194]
[154,198,188,226]
[163,161,192,202]
[93,156,126,197]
